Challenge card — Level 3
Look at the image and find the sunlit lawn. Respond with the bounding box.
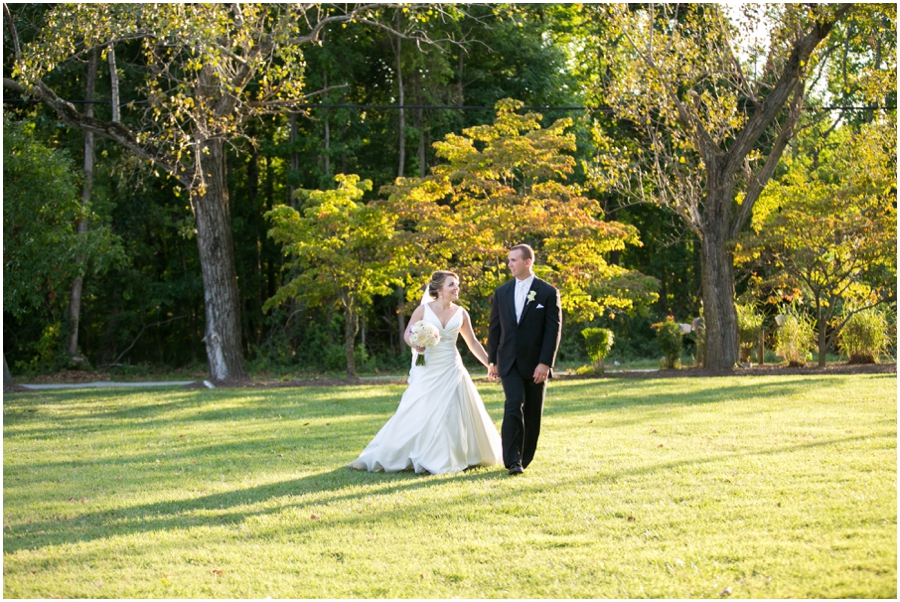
[3,373,896,598]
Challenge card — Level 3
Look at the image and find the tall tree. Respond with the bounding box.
[66,48,98,361]
[581,4,883,370]
[265,174,408,379]
[4,3,463,380]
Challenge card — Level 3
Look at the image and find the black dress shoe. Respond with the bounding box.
[508,465,524,476]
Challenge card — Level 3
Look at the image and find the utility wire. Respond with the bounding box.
[2,98,895,112]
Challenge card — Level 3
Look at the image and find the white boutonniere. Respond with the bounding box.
[526,290,537,304]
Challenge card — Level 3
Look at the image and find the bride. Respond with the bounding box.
[349,270,503,474]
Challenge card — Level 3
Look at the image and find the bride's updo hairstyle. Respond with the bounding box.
[426,270,459,300]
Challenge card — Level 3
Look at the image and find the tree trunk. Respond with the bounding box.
[4,354,13,385]
[417,106,426,177]
[396,286,407,358]
[289,112,299,206]
[323,73,332,178]
[100,285,119,364]
[457,52,464,105]
[68,48,98,359]
[247,139,262,346]
[699,238,739,370]
[395,13,405,178]
[108,44,120,123]
[194,138,247,381]
[699,164,739,371]
[817,304,828,367]
[264,154,277,299]
[342,290,358,379]
[324,111,331,177]
[757,329,765,365]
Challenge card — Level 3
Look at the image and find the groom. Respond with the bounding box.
[487,244,562,476]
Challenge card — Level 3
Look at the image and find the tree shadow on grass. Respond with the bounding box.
[6,427,891,563]
[542,374,896,418]
[3,413,414,488]
[2,386,404,442]
[2,465,505,556]
[7,429,896,602]
[493,433,891,502]
[4,374,894,563]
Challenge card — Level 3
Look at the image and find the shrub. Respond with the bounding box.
[735,302,765,363]
[581,327,614,374]
[774,309,815,367]
[839,308,889,364]
[652,316,683,369]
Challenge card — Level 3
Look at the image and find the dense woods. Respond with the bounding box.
[3,3,896,379]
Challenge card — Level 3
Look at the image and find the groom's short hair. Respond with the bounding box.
[510,243,535,262]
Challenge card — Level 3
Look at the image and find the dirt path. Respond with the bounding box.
[5,362,893,394]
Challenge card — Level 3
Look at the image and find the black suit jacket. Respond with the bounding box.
[488,276,562,379]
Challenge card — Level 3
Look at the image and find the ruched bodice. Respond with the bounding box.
[350,303,502,474]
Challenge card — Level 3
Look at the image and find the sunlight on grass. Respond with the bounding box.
[3,374,896,598]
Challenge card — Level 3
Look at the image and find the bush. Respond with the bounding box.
[652,316,684,369]
[573,312,658,363]
[839,308,889,364]
[774,309,815,367]
[735,302,765,363]
[581,327,614,374]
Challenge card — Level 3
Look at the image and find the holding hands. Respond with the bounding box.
[487,364,499,382]
[487,362,549,384]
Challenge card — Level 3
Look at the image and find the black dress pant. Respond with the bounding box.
[500,362,546,469]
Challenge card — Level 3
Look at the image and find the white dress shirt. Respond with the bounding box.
[514,274,535,322]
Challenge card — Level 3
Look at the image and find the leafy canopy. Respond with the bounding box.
[264,174,406,314]
[3,115,125,318]
[384,99,656,325]
[736,118,897,313]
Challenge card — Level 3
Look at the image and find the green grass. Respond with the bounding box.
[3,374,896,598]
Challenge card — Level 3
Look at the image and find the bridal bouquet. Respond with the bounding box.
[409,320,440,365]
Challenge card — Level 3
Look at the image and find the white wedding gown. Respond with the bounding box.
[349,304,503,474]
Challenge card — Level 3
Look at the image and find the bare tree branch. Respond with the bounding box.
[246,83,351,108]
[3,77,187,184]
[105,315,188,368]
[286,4,386,46]
[724,5,852,175]
[730,82,805,239]
[3,3,21,58]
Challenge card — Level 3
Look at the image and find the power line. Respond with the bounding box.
[2,98,895,112]
[290,104,592,111]
[1,99,587,110]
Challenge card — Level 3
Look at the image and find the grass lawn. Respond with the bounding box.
[3,373,896,598]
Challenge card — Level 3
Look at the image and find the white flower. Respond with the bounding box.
[409,320,440,365]
[526,290,537,304]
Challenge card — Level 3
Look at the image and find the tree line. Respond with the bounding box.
[3,4,896,380]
